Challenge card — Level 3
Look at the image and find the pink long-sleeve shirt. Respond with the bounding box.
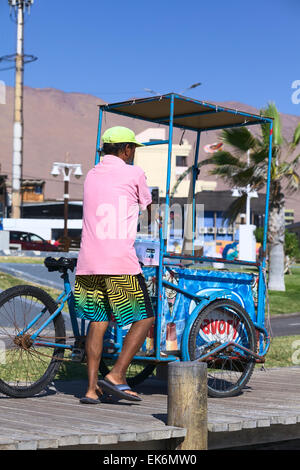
[76,155,152,275]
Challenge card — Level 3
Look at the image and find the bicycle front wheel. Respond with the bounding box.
[188,299,256,398]
[0,285,65,398]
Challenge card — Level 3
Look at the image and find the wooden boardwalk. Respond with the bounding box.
[208,366,300,449]
[0,367,300,450]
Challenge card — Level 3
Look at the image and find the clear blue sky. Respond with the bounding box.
[0,0,299,116]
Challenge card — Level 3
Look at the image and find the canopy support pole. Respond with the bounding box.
[192,131,201,255]
[94,107,103,165]
[155,94,174,360]
[257,119,273,325]
[182,131,201,256]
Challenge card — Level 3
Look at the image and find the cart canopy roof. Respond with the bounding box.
[99,93,272,133]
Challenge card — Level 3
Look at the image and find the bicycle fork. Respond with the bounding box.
[194,324,270,364]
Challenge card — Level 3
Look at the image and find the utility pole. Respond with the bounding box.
[9,0,35,218]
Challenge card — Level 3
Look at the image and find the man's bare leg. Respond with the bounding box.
[84,321,109,400]
[104,316,154,398]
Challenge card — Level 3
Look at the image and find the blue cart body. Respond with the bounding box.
[103,265,265,359]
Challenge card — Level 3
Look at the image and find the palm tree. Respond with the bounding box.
[171,103,300,291]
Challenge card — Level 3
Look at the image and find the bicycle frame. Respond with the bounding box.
[14,258,269,365]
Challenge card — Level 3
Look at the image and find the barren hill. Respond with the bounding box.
[1,86,300,220]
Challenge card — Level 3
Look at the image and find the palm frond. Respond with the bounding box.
[209,166,240,184]
[291,123,300,149]
[277,161,291,175]
[221,127,257,153]
[232,166,265,188]
[276,155,300,183]
[223,193,247,225]
[250,148,268,165]
[171,103,299,206]
[291,153,300,169]
[284,153,300,175]
[170,166,192,197]
[260,102,283,146]
[201,151,246,170]
[284,169,300,193]
[170,157,215,197]
[260,122,272,148]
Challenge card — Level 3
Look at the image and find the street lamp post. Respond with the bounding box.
[232,185,258,226]
[51,162,83,251]
[232,186,258,262]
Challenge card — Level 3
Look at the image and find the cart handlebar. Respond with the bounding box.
[163,252,260,268]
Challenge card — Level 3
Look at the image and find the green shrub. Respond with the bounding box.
[254,227,300,259]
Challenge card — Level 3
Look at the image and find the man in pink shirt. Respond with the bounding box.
[75,126,154,403]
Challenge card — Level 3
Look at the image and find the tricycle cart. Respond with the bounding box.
[0,94,273,398]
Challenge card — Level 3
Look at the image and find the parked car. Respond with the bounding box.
[9,231,61,251]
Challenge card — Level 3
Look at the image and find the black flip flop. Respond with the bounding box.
[97,378,142,402]
[79,396,102,404]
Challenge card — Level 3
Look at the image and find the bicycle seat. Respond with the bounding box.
[44,256,77,273]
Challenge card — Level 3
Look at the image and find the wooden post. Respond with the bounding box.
[167,361,207,450]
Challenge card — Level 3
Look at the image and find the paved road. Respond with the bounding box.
[0,262,300,337]
[0,262,75,290]
[269,313,300,337]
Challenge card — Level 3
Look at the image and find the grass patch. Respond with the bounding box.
[268,268,300,315]
[0,348,88,384]
[0,347,55,383]
[260,335,300,368]
[1,335,298,384]
[0,256,45,264]
[0,270,61,301]
[55,351,88,381]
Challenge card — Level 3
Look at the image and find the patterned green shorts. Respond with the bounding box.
[74,273,154,327]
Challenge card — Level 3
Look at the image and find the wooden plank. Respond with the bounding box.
[0,396,168,420]
[0,420,183,449]
[207,411,258,430]
[0,367,299,449]
[209,408,300,427]
[0,437,17,451]
[206,368,300,433]
[0,398,186,449]
[0,400,165,428]
[0,402,168,433]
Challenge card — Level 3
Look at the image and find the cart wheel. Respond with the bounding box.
[0,285,65,398]
[99,359,156,387]
[188,299,256,398]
